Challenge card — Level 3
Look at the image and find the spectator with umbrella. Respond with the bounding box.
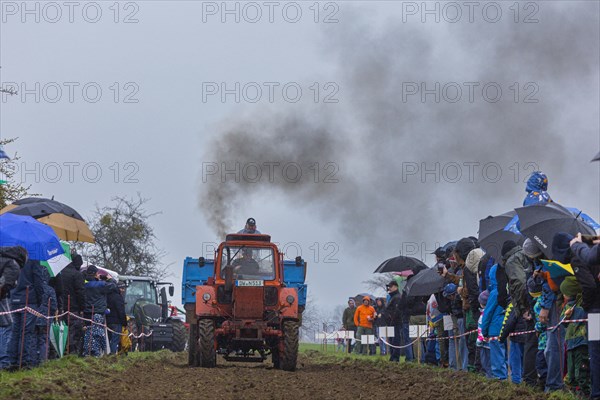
[536,232,574,392]
[0,246,27,370]
[82,265,116,357]
[59,252,86,355]
[569,233,600,399]
[0,213,64,369]
[385,280,404,362]
[496,240,537,385]
[34,266,57,364]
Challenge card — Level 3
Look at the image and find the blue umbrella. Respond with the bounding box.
[0,213,64,261]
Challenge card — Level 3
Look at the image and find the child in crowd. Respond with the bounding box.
[560,277,590,397]
[477,290,491,378]
[528,275,548,390]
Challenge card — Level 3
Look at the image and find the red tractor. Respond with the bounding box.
[186,234,305,371]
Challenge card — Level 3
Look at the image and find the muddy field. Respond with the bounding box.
[1,351,564,400]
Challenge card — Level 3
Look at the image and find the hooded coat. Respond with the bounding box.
[501,246,531,316]
[0,246,25,297]
[0,247,27,326]
[59,255,86,313]
[570,242,600,311]
[523,172,552,206]
[480,264,506,338]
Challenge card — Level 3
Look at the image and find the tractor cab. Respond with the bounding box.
[119,276,186,352]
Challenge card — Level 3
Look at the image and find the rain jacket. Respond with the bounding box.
[465,248,484,313]
[500,246,531,316]
[354,301,376,329]
[83,278,116,316]
[59,263,86,313]
[561,299,587,351]
[532,297,547,350]
[10,260,46,308]
[106,283,127,326]
[570,242,600,311]
[0,246,26,298]
[480,264,505,338]
[523,171,552,206]
[385,289,402,326]
[342,306,357,330]
[36,267,57,326]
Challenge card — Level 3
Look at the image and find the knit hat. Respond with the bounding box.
[559,276,582,297]
[552,232,574,264]
[478,290,489,306]
[501,240,518,257]
[465,248,484,273]
[527,275,543,297]
[455,238,476,261]
[86,264,99,275]
[522,238,542,258]
[388,281,398,288]
[443,283,458,298]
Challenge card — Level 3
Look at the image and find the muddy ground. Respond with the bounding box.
[2,351,561,400]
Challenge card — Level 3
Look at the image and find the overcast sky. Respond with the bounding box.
[1,1,599,317]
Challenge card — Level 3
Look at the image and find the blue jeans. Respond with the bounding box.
[400,322,413,361]
[7,311,38,368]
[490,340,508,380]
[479,346,492,378]
[588,309,600,398]
[509,340,524,384]
[448,318,468,371]
[108,324,121,354]
[378,337,387,355]
[536,349,548,383]
[544,303,564,391]
[0,325,12,369]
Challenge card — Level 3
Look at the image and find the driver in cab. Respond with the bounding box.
[232,248,260,276]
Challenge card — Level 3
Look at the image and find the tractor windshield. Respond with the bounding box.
[220,246,275,280]
[124,280,157,316]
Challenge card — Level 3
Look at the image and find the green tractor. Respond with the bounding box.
[119,276,187,352]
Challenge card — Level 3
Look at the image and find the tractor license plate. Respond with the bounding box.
[236,280,264,287]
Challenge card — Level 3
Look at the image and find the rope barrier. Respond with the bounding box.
[2,306,154,339]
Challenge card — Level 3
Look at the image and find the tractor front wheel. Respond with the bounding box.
[169,319,187,352]
[280,320,299,372]
[197,319,216,368]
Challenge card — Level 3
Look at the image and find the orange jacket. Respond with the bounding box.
[354,304,376,328]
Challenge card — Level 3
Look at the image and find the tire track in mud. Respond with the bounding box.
[79,352,550,400]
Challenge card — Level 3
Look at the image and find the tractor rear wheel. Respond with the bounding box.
[280,320,299,372]
[188,322,198,366]
[197,319,216,368]
[169,319,187,352]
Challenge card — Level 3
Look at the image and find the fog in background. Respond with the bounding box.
[2,1,599,321]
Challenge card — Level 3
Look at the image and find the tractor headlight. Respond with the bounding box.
[286,295,295,304]
[202,293,211,301]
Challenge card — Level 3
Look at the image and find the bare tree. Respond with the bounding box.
[362,273,395,297]
[0,137,39,208]
[78,194,170,279]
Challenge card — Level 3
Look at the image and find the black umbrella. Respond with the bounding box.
[515,202,596,258]
[592,151,600,162]
[2,202,64,219]
[10,197,84,220]
[478,211,524,262]
[405,268,445,297]
[373,256,428,274]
